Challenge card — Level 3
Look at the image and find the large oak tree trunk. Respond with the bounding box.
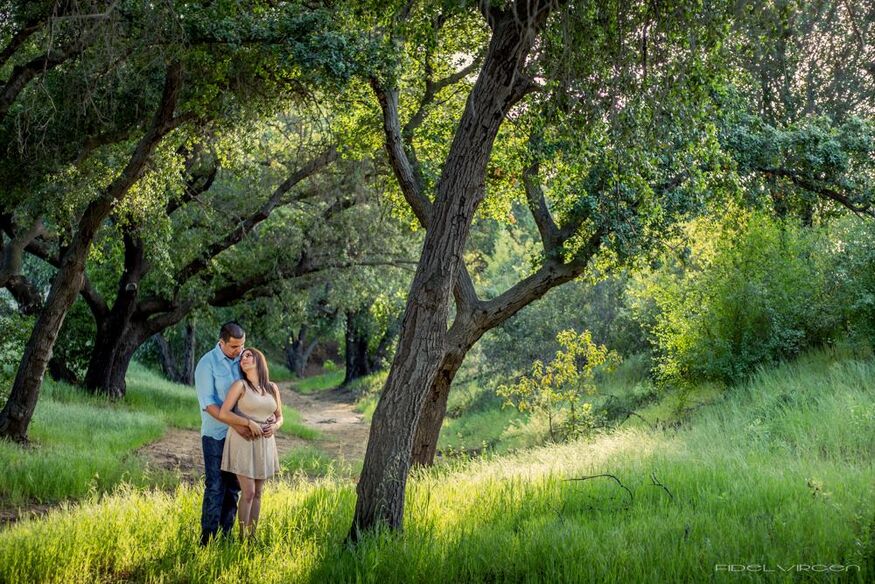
[0,236,94,440]
[409,348,467,466]
[349,7,550,537]
[0,63,182,441]
[86,315,162,396]
[285,342,305,377]
[409,255,600,466]
[369,313,401,372]
[104,329,146,398]
[83,233,147,396]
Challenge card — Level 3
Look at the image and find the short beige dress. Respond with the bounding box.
[221,382,280,479]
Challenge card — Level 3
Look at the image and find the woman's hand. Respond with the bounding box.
[261,414,279,438]
[247,419,264,437]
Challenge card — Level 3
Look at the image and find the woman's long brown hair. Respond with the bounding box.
[239,348,278,402]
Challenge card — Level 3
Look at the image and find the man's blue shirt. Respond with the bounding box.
[194,344,242,439]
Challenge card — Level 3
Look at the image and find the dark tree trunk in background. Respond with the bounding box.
[285,325,318,378]
[105,330,145,398]
[180,319,196,385]
[83,233,147,396]
[47,356,79,385]
[4,275,43,315]
[349,6,552,537]
[155,332,180,381]
[0,63,182,441]
[343,309,372,385]
[285,342,303,377]
[369,312,401,372]
[155,319,197,384]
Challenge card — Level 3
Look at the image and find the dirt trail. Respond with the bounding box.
[277,384,370,462]
[1,382,370,527]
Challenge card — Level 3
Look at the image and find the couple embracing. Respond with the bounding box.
[194,322,283,545]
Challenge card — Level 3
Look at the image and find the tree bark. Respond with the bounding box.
[349,5,551,537]
[153,319,196,385]
[83,232,148,396]
[155,332,180,382]
[47,356,78,385]
[180,319,196,385]
[343,309,372,385]
[104,329,146,398]
[0,217,46,315]
[409,348,467,465]
[285,324,310,377]
[4,274,43,315]
[0,63,183,441]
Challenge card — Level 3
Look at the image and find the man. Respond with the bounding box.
[194,321,250,545]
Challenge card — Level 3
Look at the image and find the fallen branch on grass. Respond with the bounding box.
[650,472,675,502]
[565,473,634,507]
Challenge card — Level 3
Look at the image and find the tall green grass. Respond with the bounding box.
[1,346,871,582]
[280,407,321,441]
[278,445,359,479]
[0,364,195,505]
[268,361,297,382]
[123,362,203,428]
[289,369,345,394]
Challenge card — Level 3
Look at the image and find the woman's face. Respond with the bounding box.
[240,350,256,372]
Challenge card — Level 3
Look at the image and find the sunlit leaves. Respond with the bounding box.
[497,328,620,439]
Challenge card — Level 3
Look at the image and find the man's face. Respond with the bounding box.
[219,335,245,359]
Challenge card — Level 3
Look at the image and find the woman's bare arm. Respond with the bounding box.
[271,382,284,430]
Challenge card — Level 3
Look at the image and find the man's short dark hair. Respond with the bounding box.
[220,321,245,342]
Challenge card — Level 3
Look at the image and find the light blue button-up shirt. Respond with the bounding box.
[194,343,243,439]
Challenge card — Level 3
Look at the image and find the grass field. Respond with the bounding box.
[1,346,871,582]
[288,368,345,394]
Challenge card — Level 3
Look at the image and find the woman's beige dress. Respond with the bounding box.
[221,383,280,479]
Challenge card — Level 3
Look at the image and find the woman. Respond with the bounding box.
[218,347,283,540]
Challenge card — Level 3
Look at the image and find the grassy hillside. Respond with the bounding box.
[1,347,872,583]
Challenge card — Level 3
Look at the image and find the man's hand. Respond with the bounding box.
[232,424,256,441]
[261,414,277,438]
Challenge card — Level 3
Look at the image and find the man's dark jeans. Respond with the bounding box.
[200,435,240,545]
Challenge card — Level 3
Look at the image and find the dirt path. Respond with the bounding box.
[278,384,370,461]
[1,383,370,527]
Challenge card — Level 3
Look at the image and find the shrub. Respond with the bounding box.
[631,211,842,386]
[497,329,620,441]
[830,216,875,348]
